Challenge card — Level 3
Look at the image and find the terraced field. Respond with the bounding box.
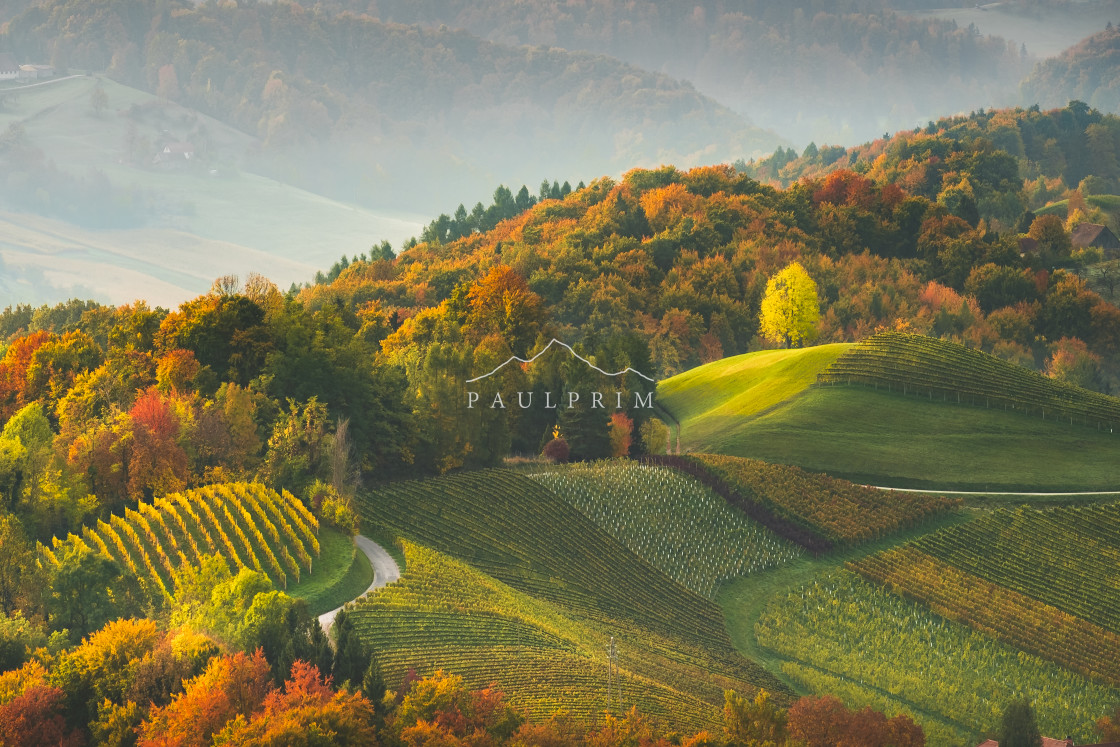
[356,469,790,730]
[851,501,1120,685]
[41,482,319,599]
[756,570,1120,744]
[528,461,802,597]
[687,454,957,546]
[349,542,732,730]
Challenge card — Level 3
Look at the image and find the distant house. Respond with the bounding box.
[1018,236,1039,256]
[1072,222,1120,254]
[0,53,18,80]
[153,142,195,167]
[18,64,54,80]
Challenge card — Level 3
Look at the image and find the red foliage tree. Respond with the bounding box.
[127,388,189,500]
[0,331,52,419]
[138,649,272,747]
[0,685,84,747]
[788,695,924,747]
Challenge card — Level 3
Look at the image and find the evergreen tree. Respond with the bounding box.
[998,698,1042,747]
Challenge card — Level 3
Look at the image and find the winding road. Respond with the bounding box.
[318,535,401,632]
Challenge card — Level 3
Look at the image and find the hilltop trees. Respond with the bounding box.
[759,262,820,349]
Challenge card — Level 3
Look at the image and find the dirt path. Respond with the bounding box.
[318,535,401,632]
[868,486,1120,496]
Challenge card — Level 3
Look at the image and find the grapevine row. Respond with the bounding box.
[683,453,958,545]
[912,502,1120,635]
[529,461,801,597]
[755,570,1120,743]
[348,541,745,732]
[356,469,787,699]
[38,483,318,600]
[850,546,1120,685]
[819,331,1120,430]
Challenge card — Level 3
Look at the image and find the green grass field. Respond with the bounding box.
[288,528,373,616]
[659,339,1120,491]
[0,76,422,305]
[657,344,850,442]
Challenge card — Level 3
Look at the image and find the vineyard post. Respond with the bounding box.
[606,636,618,716]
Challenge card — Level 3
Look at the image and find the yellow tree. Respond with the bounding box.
[759,262,820,348]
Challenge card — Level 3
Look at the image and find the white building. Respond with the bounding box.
[18,64,55,80]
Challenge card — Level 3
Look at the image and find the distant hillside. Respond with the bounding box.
[3,0,783,213]
[1021,24,1120,114]
[318,0,1032,145]
[0,76,423,306]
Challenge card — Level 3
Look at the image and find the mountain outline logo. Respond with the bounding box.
[465,338,656,384]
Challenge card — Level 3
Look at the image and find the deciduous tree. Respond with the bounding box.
[759,262,820,348]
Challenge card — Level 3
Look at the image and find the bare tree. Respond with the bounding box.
[330,417,360,497]
[209,274,240,296]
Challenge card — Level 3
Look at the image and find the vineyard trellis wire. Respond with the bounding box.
[817,331,1120,432]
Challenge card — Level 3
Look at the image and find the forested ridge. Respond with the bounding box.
[320,0,1033,144]
[0,0,781,210]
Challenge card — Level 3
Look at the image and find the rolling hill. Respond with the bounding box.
[657,334,1120,491]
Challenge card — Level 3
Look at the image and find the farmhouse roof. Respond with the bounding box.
[1018,236,1039,254]
[1071,222,1120,249]
[0,52,17,74]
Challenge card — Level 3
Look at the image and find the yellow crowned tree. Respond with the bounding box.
[759,261,820,348]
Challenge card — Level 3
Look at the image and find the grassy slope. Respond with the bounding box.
[657,344,851,443]
[287,527,374,616]
[0,76,423,305]
[716,387,1120,491]
[659,344,1120,491]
